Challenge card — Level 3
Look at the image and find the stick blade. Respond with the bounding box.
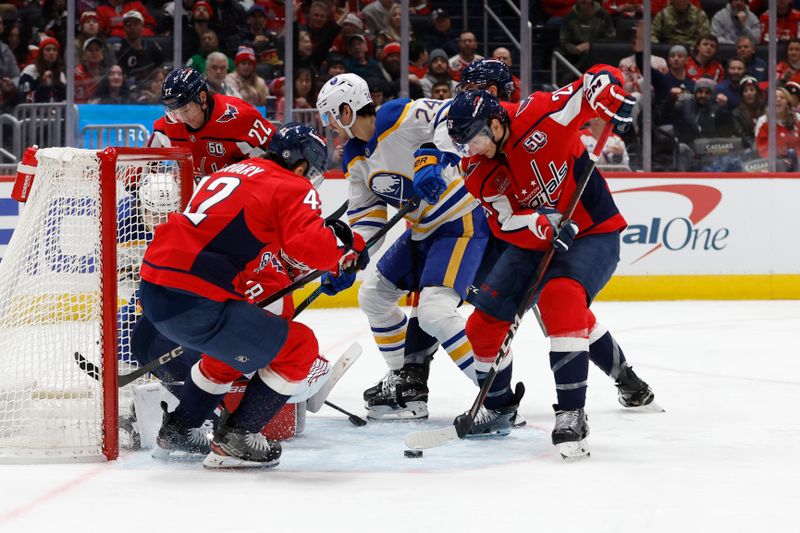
[404,425,459,450]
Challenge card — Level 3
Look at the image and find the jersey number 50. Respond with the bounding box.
[183,175,241,226]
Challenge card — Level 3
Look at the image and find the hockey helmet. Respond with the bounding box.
[456,59,515,99]
[268,122,328,187]
[139,173,180,230]
[447,90,508,156]
[161,67,208,111]
[316,73,372,138]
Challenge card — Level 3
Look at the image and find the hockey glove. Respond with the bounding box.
[529,207,579,253]
[325,219,370,274]
[583,69,636,134]
[413,147,448,205]
[320,270,357,296]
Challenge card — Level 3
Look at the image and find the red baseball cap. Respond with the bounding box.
[382,42,401,59]
[80,11,100,24]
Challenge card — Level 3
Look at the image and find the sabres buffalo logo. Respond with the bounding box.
[369,172,414,202]
[217,103,239,123]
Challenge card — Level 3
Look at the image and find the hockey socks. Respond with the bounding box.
[226,374,290,433]
[588,323,627,379]
[170,363,232,428]
[549,338,590,410]
[479,361,514,410]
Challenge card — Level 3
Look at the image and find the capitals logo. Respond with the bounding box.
[216,103,239,123]
[369,172,414,203]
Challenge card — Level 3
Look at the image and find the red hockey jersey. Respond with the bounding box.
[462,68,627,250]
[141,158,342,302]
[149,93,276,177]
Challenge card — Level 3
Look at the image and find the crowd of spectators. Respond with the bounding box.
[0,0,798,171]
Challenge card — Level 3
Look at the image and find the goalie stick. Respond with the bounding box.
[285,196,420,317]
[404,124,615,450]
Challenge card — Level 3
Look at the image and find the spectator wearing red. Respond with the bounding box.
[18,36,66,103]
[331,13,374,56]
[758,0,800,42]
[448,32,482,81]
[258,0,306,34]
[686,34,725,82]
[602,0,644,18]
[408,41,429,80]
[75,37,107,103]
[74,11,116,67]
[777,38,800,84]
[755,86,800,163]
[96,0,157,38]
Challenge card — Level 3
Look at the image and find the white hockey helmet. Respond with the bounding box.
[316,73,372,138]
[139,173,179,230]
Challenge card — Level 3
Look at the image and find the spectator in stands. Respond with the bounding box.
[320,53,347,82]
[759,0,800,42]
[673,77,734,168]
[295,30,316,72]
[491,47,522,102]
[186,30,230,74]
[377,4,408,48]
[715,56,747,109]
[449,32,482,81]
[755,86,800,166]
[711,0,760,44]
[240,5,278,63]
[423,8,458,57]
[331,13,373,57]
[36,0,68,44]
[257,0,306,35]
[75,37,108,103]
[777,38,800,83]
[378,41,401,83]
[18,37,65,103]
[652,0,710,48]
[408,41,429,80]
[542,0,577,25]
[276,67,316,121]
[362,0,393,39]
[731,75,763,148]
[559,0,616,72]
[3,20,34,71]
[0,17,19,81]
[686,34,725,81]
[96,0,157,39]
[306,1,340,70]
[133,66,168,104]
[90,64,131,104]
[344,34,382,80]
[74,11,116,68]
[784,81,800,111]
[205,51,241,97]
[602,0,644,19]
[581,116,630,167]
[116,10,164,85]
[636,24,696,123]
[420,48,456,98]
[430,79,452,100]
[225,45,270,106]
[367,77,392,106]
[736,35,767,80]
[182,0,215,63]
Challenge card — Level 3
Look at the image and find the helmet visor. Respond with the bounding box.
[453,124,494,157]
[307,167,325,189]
[319,110,335,127]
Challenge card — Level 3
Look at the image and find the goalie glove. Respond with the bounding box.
[412,145,448,205]
[583,69,636,133]
[528,207,579,253]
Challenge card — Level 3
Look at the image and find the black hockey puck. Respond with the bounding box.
[404,449,423,458]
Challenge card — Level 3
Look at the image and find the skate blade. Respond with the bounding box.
[366,402,429,421]
[202,452,280,470]
[151,446,208,462]
[558,440,590,461]
[621,399,665,413]
[464,428,512,439]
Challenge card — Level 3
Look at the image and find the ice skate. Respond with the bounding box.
[615,365,663,412]
[467,382,526,438]
[203,410,281,469]
[366,365,429,420]
[551,405,590,461]
[152,402,212,461]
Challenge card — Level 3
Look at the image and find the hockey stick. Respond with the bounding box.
[404,124,614,450]
[73,200,352,387]
[291,197,420,317]
[324,401,367,427]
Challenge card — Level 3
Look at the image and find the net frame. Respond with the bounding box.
[0,146,193,463]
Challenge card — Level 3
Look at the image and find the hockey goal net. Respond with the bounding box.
[0,147,193,463]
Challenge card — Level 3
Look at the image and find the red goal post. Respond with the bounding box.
[0,147,193,463]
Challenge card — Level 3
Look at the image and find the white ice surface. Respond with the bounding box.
[1,301,798,533]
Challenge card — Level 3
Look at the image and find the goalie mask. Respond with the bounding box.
[139,173,180,231]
